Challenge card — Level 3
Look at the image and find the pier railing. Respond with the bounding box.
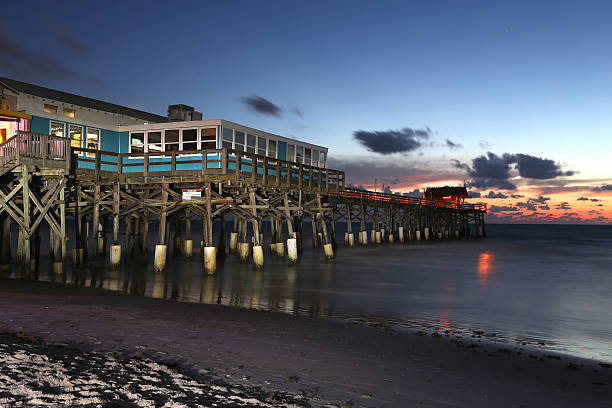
[325,188,487,212]
[0,131,70,173]
[72,147,345,192]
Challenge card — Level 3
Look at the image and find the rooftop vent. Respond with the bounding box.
[167,104,203,121]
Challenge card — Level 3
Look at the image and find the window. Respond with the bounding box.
[287,144,295,162]
[50,121,65,138]
[296,145,304,164]
[63,108,75,118]
[44,104,58,114]
[130,132,145,154]
[182,129,197,151]
[234,131,245,152]
[246,134,256,154]
[268,140,276,158]
[320,151,327,167]
[312,150,319,167]
[147,131,162,152]
[257,136,266,156]
[305,148,311,165]
[222,127,233,149]
[165,129,179,152]
[200,128,216,149]
[86,128,100,157]
[67,125,82,148]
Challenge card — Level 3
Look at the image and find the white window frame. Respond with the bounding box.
[200,127,217,151]
[129,131,145,155]
[146,130,163,154]
[50,121,65,138]
[180,128,199,156]
[163,129,180,155]
[85,127,100,158]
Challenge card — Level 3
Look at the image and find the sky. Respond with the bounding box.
[2,0,612,224]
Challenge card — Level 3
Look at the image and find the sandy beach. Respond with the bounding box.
[0,277,610,407]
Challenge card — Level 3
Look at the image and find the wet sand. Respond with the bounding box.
[0,278,610,407]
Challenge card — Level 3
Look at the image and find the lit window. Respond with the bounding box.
[147,131,162,152]
[182,129,197,152]
[200,128,216,149]
[44,104,58,114]
[287,144,295,162]
[63,108,75,118]
[268,140,276,158]
[50,121,65,138]
[86,128,100,157]
[165,129,179,152]
[130,132,144,154]
[222,127,233,149]
[234,131,245,152]
[68,125,82,148]
[246,134,256,154]
[257,136,266,156]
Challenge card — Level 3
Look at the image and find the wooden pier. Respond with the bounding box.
[0,131,487,274]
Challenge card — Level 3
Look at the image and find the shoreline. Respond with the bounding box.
[0,277,610,407]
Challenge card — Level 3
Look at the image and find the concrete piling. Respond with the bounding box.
[287,238,298,263]
[375,231,382,244]
[398,227,405,243]
[424,227,430,241]
[153,244,167,272]
[323,243,334,260]
[110,244,122,268]
[253,245,264,269]
[204,246,216,274]
[239,242,250,262]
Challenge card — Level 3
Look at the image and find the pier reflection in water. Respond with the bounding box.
[4,223,612,363]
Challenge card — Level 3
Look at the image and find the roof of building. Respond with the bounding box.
[424,186,468,198]
[0,77,168,123]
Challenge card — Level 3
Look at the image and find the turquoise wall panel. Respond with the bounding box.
[30,116,49,134]
[101,129,119,152]
[119,131,129,153]
[277,141,287,160]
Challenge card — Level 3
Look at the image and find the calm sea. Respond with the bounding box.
[4,223,612,363]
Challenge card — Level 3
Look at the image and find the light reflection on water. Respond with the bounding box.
[4,223,612,363]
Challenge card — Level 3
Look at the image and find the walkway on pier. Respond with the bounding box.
[0,131,487,275]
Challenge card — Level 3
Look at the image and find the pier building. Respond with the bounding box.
[0,77,486,274]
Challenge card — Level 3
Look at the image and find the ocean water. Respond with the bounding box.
[4,223,612,363]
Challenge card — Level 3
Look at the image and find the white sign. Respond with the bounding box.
[182,189,201,201]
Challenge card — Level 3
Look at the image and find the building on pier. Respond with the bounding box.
[424,186,468,205]
[0,77,328,170]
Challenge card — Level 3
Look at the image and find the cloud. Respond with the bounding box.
[453,152,516,190]
[0,24,75,80]
[45,21,89,54]
[328,156,461,188]
[291,106,304,118]
[539,205,551,210]
[489,205,519,213]
[445,139,462,149]
[390,178,400,184]
[347,183,366,190]
[403,188,422,198]
[478,140,490,149]
[468,191,481,198]
[577,197,589,201]
[555,202,571,210]
[516,201,537,211]
[383,185,393,194]
[353,127,431,155]
[241,95,282,117]
[454,152,574,190]
[510,194,524,198]
[592,184,612,192]
[486,190,508,199]
[530,195,550,204]
[513,154,574,179]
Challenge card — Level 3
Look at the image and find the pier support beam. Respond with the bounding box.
[184,209,193,259]
[153,187,168,272]
[111,182,121,268]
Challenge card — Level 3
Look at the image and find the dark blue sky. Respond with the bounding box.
[3,1,612,222]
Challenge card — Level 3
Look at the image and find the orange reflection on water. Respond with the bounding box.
[478,252,494,287]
